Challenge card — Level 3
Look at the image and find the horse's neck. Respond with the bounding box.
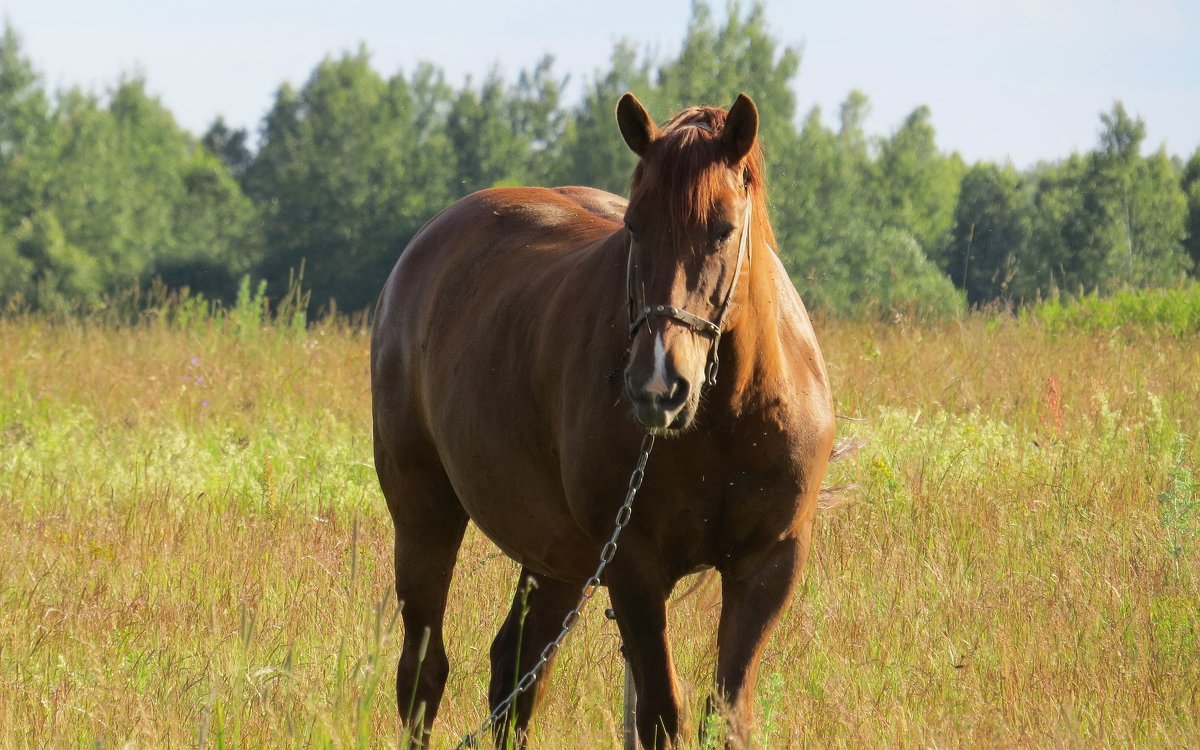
[723,243,787,408]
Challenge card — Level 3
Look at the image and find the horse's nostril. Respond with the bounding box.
[662,376,689,409]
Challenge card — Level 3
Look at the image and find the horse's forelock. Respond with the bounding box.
[628,105,770,248]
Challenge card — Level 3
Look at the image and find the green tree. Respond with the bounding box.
[45,79,259,303]
[1177,147,1200,276]
[157,145,262,299]
[1087,102,1149,287]
[553,1,800,193]
[550,41,654,193]
[444,56,566,191]
[1079,104,1188,289]
[244,49,457,312]
[1022,104,1190,297]
[0,22,53,301]
[1026,154,1093,298]
[657,1,800,151]
[202,116,253,183]
[874,105,964,271]
[947,163,1031,304]
[1122,148,1190,284]
[773,104,872,305]
[511,55,568,184]
[774,96,961,316]
[9,208,99,307]
[445,69,529,192]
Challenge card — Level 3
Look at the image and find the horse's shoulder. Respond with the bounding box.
[762,249,833,416]
[763,250,816,341]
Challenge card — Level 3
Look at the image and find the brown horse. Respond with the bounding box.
[371,92,835,748]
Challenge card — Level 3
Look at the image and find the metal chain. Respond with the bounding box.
[455,431,656,749]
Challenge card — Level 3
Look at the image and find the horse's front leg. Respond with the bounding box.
[605,543,682,749]
[712,529,810,748]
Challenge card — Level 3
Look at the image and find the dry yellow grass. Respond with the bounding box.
[1,310,1197,748]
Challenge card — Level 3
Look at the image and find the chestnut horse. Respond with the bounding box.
[371,93,835,748]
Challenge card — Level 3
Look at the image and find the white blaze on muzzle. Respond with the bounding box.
[644,331,670,398]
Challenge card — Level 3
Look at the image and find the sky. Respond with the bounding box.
[2,0,1198,169]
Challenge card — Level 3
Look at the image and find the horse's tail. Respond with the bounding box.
[672,430,863,608]
[816,432,864,511]
[671,570,719,610]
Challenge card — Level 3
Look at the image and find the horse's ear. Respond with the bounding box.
[616,92,658,157]
[721,93,759,164]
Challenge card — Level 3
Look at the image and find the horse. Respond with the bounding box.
[370,92,836,748]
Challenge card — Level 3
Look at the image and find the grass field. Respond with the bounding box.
[2,305,1198,748]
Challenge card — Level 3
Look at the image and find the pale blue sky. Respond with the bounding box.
[3,0,1198,168]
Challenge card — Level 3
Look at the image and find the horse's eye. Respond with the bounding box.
[714,225,735,246]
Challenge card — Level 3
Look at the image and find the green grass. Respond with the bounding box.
[1,305,1197,747]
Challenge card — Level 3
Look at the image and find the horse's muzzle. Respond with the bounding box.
[626,375,692,431]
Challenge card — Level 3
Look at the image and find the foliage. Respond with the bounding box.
[202,116,253,182]
[243,49,443,314]
[873,105,965,271]
[946,162,1031,304]
[1,24,260,308]
[2,7,1200,317]
[774,99,965,318]
[547,41,651,195]
[1029,283,1200,336]
[1181,147,1200,272]
[1019,105,1192,301]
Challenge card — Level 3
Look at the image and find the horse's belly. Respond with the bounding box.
[446,464,600,581]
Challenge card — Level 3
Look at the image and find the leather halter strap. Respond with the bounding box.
[626,195,753,387]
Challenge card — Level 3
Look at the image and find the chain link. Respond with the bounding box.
[455,431,655,749]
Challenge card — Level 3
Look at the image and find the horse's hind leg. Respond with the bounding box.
[488,568,581,748]
[376,437,468,747]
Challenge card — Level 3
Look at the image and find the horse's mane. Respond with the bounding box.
[628,105,776,253]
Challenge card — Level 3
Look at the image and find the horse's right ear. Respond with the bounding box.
[616,93,658,157]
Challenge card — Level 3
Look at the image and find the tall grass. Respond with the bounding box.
[1,299,1197,747]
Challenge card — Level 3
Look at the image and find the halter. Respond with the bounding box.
[626,195,753,388]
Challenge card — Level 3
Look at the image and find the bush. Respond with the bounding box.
[1030,284,1200,336]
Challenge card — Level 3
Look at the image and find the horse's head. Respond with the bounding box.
[617,92,766,433]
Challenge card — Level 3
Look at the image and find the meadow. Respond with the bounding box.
[1,295,1197,748]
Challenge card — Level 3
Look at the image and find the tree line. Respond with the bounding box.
[2,4,1199,317]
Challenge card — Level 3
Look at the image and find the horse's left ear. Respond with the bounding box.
[721,93,759,164]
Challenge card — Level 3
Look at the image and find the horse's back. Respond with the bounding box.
[375,186,621,323]
[370,186,626,526]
